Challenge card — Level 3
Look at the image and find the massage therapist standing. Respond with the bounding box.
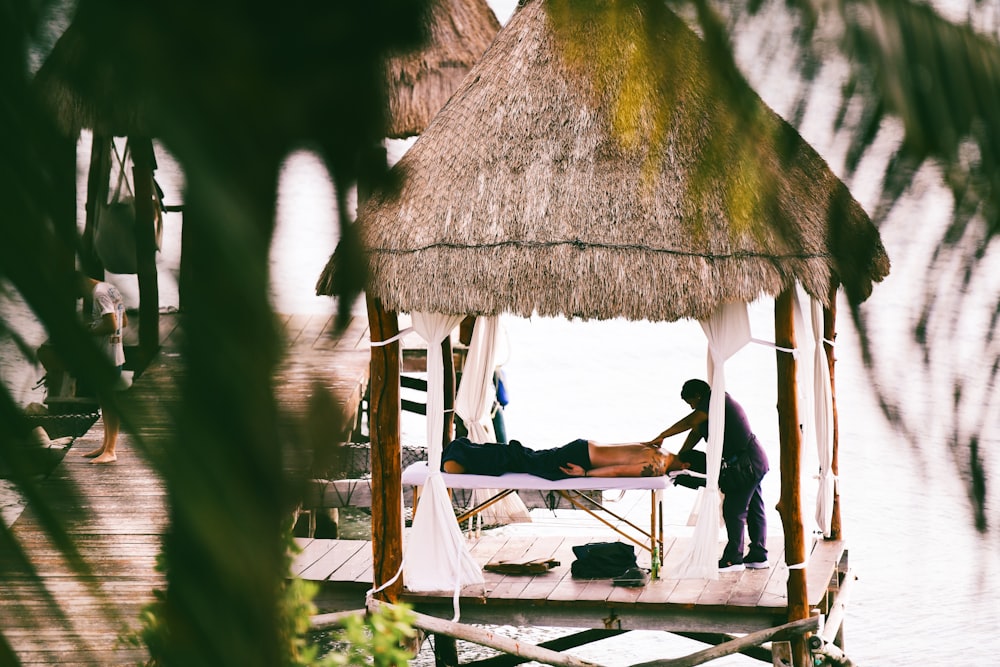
[645,378,770,572]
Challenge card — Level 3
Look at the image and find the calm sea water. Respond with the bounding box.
[5,2,1000,664]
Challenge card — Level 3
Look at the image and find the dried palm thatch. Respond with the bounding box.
[385,0,501,138]
[321,0,890,322]
[32,20,151,137]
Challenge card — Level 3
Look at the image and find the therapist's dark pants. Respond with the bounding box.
[678,449,768,564]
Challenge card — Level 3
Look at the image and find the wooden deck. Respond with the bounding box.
[298,532,847,636]
[1,311,374,665]
[3,310,851,664]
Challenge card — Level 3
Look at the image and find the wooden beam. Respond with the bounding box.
[819,567,856,646]
[469,630,626,667]
[774,288,809,667]
[310,609,367,629]
[824,284,842,540]
[670,633,771,663]
[367,295,402,601]
[81,133,110,276]
[130,137,160,371]
[369,600,607,667]
[442,336,455,445]
[630,616,819,667]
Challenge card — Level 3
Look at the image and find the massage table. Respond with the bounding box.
[401,461,671,572]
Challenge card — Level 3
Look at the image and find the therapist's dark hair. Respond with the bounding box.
[680,379,710,401]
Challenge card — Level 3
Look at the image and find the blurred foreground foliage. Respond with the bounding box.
[1,0,999,664]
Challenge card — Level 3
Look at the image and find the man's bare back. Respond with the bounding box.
[587,442,677,477]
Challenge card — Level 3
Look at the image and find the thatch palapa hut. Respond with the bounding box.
[383,0,501,140]
[353,2,886,319]
[319,0,888,662]
[33,19,164,370]
[315,0,502,307]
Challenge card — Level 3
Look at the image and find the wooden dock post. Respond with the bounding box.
[130,136,161,371]
[442,335,455,445]
[774,287,809,667]
[81,133,110,278]
[824,285,842,540]
[367,295,403,601]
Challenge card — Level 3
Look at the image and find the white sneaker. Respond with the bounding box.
[718,560,745,572]
[745,560,769,569]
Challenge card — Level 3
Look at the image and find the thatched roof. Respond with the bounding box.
[385,0,501,138]
[32,21,151,137]
[34,0,500,140]
[324,0,890,322]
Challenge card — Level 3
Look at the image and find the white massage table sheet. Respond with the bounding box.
[402,462,668,559]
[401,461,671,491]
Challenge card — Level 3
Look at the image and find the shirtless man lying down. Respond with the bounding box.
[441,437,680,481]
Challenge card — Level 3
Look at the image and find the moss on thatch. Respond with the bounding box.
[321,0,889,321]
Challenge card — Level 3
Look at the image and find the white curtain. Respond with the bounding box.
[455,316,500,443]
[811,298,836,537]
[678,302,752,579]
[455,317,531,525]
[402,312,484,599]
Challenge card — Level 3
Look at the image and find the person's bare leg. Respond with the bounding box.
[80,411,107,457]
[90,401,118,464]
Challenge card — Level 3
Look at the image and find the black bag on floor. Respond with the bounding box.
[570,541,637,579]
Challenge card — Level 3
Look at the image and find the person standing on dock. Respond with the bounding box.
[76,272,128,464]
[645,378,770,572]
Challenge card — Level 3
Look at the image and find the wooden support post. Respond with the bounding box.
[81,133,110,277]
[771,641,793,667]
[433,634,458,667]
[52,132,77,305]
[824,284,842,540]
[774,288,809,667]
[442,335,455,445]
[366,295,403,601]
[130,137,160,371]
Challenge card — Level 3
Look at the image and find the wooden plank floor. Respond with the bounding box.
[4,309,849,661]
[1,312,373,665]
[301,532,846,635]
[0,427,166,666]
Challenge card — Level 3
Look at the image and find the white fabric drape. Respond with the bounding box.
[679,302,752,579]
[455,317,500,443]
[456,317,531,525]
[402,312,484,599]
[811,298,836,537]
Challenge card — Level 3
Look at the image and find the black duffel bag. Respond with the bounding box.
[570,541,637,579]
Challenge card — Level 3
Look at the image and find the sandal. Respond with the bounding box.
[612,567,650,587]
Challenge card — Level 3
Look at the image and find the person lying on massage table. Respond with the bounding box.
[441,436,683,481]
